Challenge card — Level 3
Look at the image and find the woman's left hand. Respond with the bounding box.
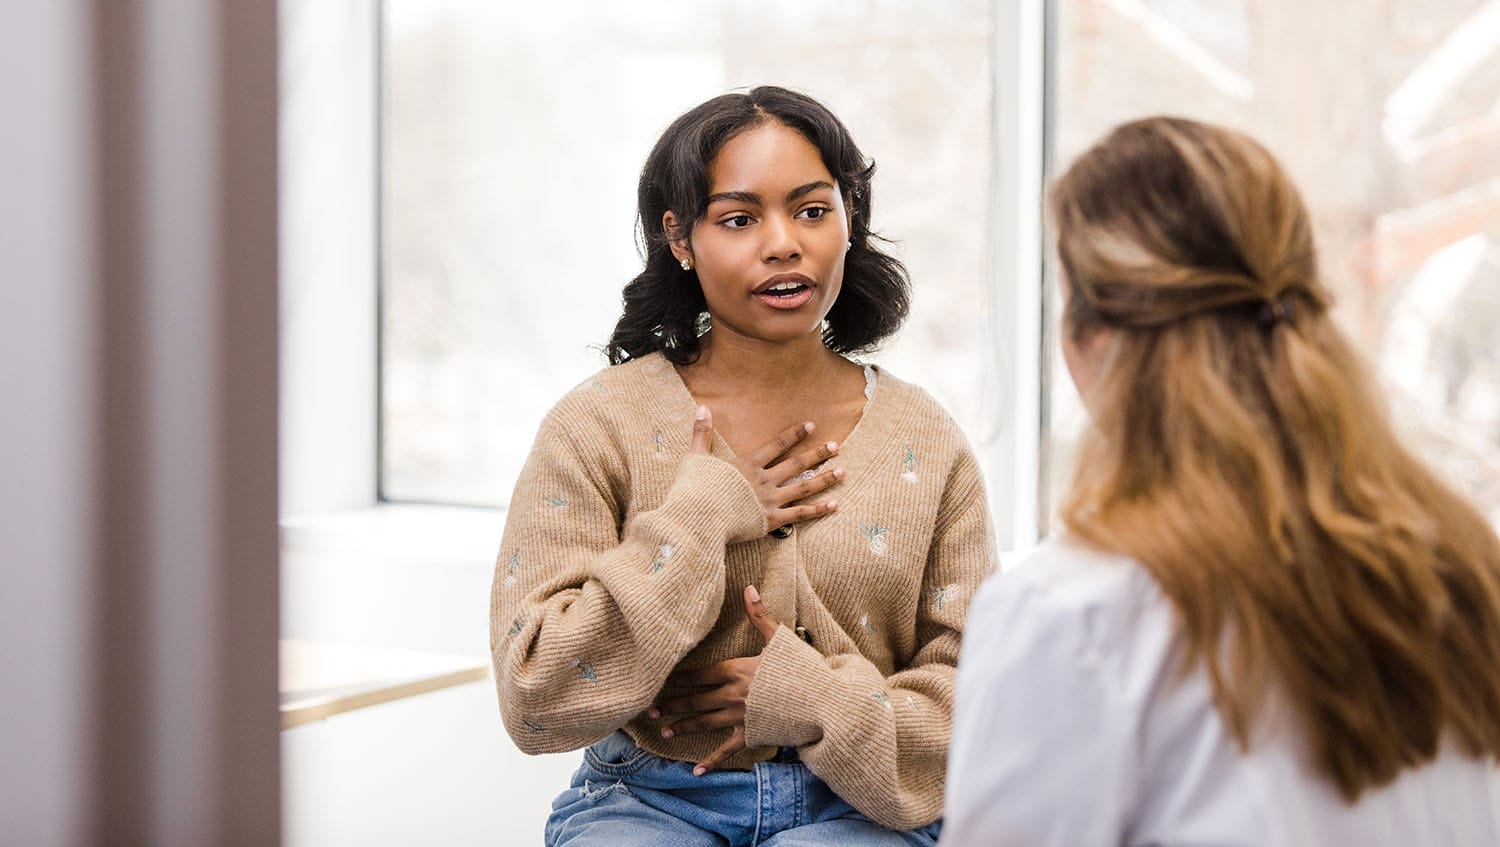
[650,584,781,776]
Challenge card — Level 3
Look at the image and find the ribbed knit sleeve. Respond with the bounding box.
[742,444,996,829]
[490,401,766,754]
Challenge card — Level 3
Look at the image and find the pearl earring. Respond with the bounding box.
[681,258,692,271]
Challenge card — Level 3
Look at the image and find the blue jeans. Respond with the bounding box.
[545,732,942,846]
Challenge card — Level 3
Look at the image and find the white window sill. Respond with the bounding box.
[279,503,506,660]
[280,502,506,571]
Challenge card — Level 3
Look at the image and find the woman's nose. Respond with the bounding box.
[760,214,801,263]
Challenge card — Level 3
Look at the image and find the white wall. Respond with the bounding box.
[279,0,379,518]
[279,506,580,846]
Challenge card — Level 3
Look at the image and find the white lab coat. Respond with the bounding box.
[943,536,1500,846]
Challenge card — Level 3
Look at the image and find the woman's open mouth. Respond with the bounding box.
[753,275,816,310]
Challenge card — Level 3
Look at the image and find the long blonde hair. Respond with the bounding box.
[1051,116,1500,801]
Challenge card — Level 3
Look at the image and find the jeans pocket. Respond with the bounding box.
[581,731,654,778]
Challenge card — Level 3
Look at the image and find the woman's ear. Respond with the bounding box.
[662,211,692,265]
[1062,323,1114,407]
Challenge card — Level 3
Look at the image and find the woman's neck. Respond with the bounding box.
[684,330,848,399]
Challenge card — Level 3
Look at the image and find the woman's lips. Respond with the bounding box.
[755,286,815,310]
[753,274,817,310]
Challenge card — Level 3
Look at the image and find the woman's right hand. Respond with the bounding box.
[690,405,843,533]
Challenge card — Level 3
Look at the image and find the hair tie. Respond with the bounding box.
[1257,296,1293,329]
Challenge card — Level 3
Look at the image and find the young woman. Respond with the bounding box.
[490,86,995,846]
[944,116,1500,845]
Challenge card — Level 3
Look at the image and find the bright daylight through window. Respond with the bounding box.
[382,0,1500,537]
[381,0,1018,533]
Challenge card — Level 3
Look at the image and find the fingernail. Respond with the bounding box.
[833,468,846,479]
[747,585,761,603]
[696,405,709,421]
[803,421,815,432]
[648,708,660,719]
[661,728,674,739]
[693,766,706,777]
[826,441,839,452]
[827,499,838,510]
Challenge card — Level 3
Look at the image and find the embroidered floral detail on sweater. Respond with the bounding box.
[861,523,890,556]
[503,551,521,588]
[859,613,878,635]
[871,692,892,710]
[588,380,607,395]
[544,495,568,509]
[927,584,960,611]
[652,431,667,459]
[507,617,524,637]
[572,660,598,685]
[523,719,546,734]
[650,543,673,574]
[900,447,919,483]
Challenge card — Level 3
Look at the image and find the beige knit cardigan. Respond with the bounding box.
[489,352,997,829]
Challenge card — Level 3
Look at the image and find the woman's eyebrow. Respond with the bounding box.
[706,181,836,208]
[785,180,835,201]
[706,190,762,207]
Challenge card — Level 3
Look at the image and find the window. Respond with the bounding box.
[284,4,1044,841]
[379,0,1041,544]
[1045,0,1500,527]
[285,1,1500,840]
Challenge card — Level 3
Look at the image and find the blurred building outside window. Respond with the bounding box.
[382,0,1500,541]
[1046,0,1500,528]
[381,0,1019,535]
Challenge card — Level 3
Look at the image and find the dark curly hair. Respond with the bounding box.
[606,86,910,365]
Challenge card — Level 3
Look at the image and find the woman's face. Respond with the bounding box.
[666,121,851,348]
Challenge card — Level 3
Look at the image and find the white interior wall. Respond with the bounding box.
[279,0,379,519]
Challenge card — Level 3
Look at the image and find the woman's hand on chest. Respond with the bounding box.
[689,405,846,534]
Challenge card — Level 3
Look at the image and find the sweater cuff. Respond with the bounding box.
[670,454,766,543]
[744,625,829,748]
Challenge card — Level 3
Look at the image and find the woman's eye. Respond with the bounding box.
[722,214,753,229]
[798,206,830,220]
